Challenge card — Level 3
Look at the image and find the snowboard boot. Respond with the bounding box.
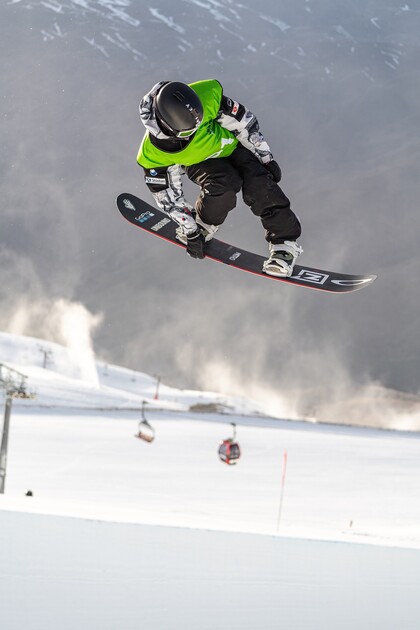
[176,218,218,245]
[263,241,303,277]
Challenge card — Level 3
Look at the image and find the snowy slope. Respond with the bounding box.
[3,407,420,545]
[0,331,268,414]
[1,332,420,628]
[2,510,420,630]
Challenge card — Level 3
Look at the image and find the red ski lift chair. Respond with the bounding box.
[218,423,241,465]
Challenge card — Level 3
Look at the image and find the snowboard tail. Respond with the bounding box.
[116,193,377,294]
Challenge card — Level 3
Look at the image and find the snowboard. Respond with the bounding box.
[116,193,377,294]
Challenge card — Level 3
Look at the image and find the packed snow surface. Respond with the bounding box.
[1,332,420,629]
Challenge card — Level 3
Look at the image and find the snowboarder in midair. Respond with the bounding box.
[137,80,302,277]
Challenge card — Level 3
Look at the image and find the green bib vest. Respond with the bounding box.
[137,80,238,169]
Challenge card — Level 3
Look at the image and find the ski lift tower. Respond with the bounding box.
[0,364,34,494]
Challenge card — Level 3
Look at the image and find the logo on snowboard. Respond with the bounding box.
[135,211,155,223]
[291,269,329,284]
[291,269,372,287]
[123,198,136,211]
[151,218,171,231]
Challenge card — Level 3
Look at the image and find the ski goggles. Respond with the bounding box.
[176,124,201,138]
[156,112,201,139]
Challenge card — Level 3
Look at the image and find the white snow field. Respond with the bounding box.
[1,332,420,629]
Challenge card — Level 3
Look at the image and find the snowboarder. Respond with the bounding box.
[137,79,302,277]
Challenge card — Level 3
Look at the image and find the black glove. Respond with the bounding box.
[265,160,282,183]
[186,228,205,259]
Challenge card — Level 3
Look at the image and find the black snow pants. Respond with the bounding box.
[185,144,301,244]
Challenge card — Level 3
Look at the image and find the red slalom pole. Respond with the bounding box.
[154,375,161,400]
[276,449,288,532]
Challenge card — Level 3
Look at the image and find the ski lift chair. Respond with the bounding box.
[218,423,241,465]
[134,402,155,443]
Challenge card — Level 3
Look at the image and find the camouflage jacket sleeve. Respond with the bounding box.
[216,94,273,164]
[140,164,197,234]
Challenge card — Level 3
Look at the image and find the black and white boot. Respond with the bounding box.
[263,241,303,277]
